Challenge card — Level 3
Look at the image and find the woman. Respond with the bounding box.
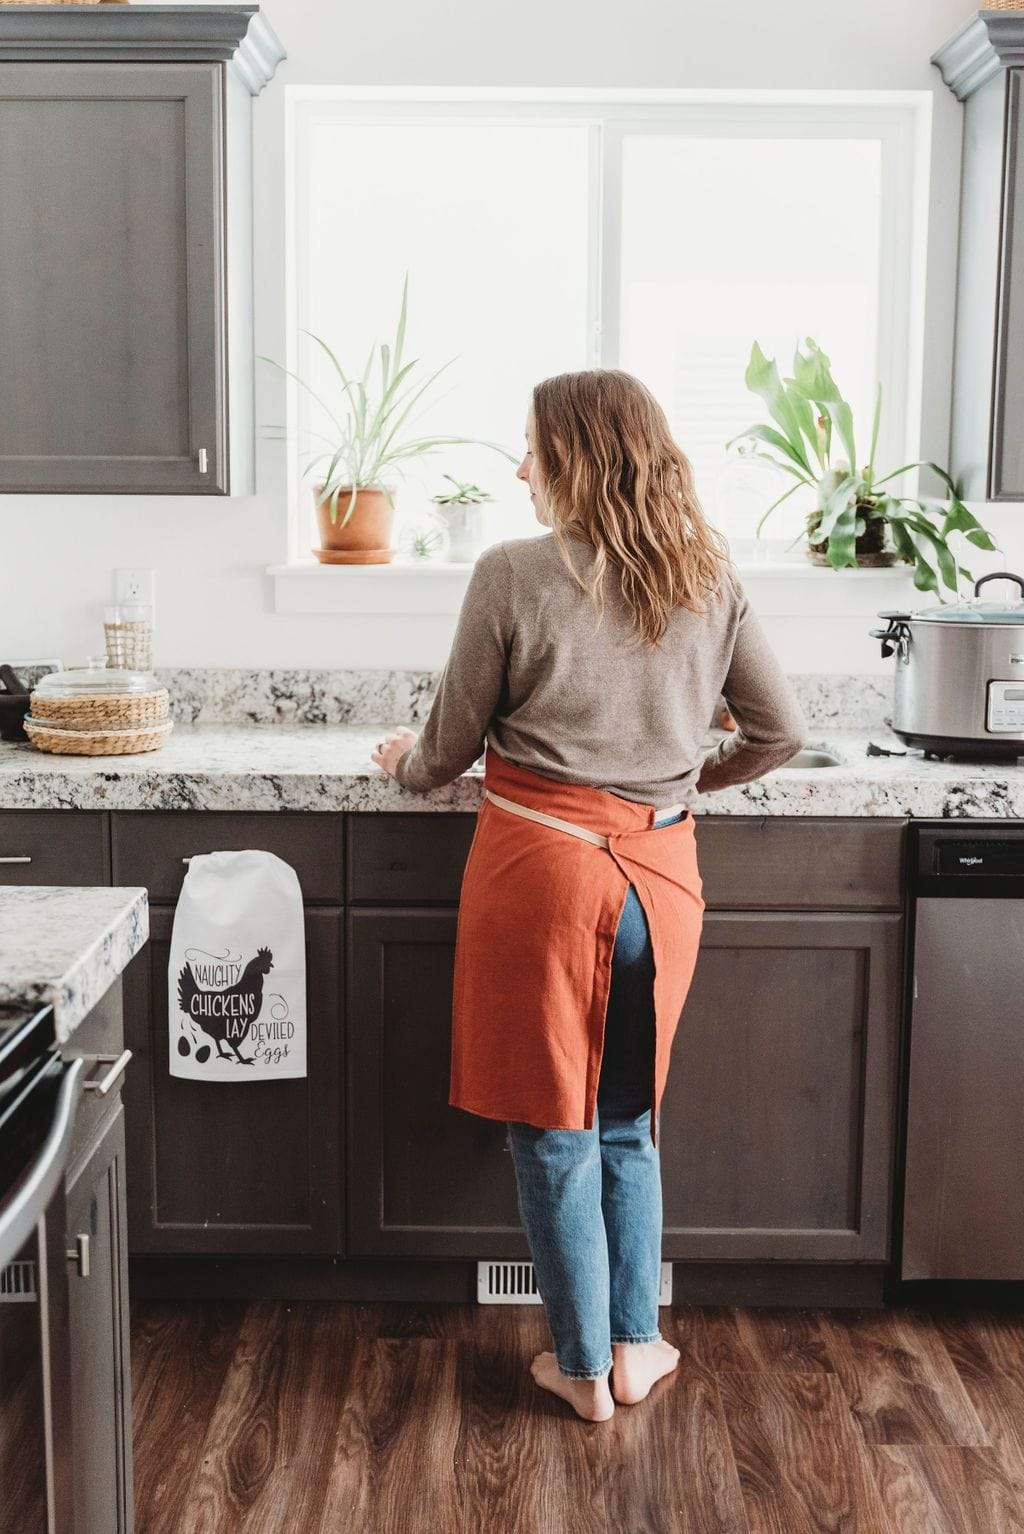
[371,369,805,1423]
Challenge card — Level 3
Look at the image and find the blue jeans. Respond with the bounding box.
[506,808,684,1379]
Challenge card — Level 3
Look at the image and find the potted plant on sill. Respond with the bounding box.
[727,338,999,597]
[259,277,514,564]
[430,475,495,562]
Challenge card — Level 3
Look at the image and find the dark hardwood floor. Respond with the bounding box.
[131,1299,1024,1533]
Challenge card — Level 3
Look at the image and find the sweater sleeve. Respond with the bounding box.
[392,542,513,793]
[696,572,807,795]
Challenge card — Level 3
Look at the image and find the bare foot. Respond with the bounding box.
[610,1337,680,1404]
[529,1351,615,1421]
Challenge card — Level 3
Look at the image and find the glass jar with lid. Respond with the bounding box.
[29,660,169,733]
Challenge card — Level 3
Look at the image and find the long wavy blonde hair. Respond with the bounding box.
[531,369,731,646]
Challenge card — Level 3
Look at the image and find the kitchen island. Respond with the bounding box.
[0,884,147,1038]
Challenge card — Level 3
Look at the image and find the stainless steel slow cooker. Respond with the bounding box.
[871,571,1024,757]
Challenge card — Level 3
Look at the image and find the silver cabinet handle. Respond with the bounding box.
[66,1232,90,1280]
[0,855,31,864]
[82,1049,132,1097]
[198,448,209,474]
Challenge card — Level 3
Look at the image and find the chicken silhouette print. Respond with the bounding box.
[168,849,307,1083]
[177,946,275,1066]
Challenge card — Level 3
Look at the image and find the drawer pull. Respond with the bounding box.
[0,855,31,864]
[66,1233,91,1280]
[82,1049,132,1097]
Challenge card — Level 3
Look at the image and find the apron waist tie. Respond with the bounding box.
[484,788,687,848]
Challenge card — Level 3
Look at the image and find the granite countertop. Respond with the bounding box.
[0,886,149,1043]
[0,721,1023,817]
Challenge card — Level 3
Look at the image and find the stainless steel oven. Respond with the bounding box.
[0,1004,84,1534]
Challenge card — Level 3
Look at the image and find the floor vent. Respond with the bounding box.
[478,1261,674,1306]
[478,1261,542,1304]
[0,1259,38,1303]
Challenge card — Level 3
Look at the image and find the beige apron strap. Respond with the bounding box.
[484,788,687,847]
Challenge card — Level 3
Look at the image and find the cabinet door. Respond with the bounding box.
[65,1106,133,1534]
[0,811,109,886]
[0,64,224,493]
[659,911,902,1262]
[347,909,524,1258]
[123,907,342,1255]
[992,70,1024,498]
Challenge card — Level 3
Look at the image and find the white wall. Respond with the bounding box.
[6,0,1020,675]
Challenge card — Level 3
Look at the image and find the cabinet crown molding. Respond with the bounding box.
[933,10,1024,101]
[0,4,285,95]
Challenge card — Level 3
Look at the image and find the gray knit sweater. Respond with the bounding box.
[393,533,806,808]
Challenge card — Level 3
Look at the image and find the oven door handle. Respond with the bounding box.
[0,1057,84,1271]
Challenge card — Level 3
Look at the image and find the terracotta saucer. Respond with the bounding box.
[312,547,394,565]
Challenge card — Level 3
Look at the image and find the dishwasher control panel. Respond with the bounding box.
[916,823,1024,887]
[932,839,1024,877]
[987,680,1024,732]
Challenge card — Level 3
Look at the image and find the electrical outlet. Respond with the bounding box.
[112,568,155,613]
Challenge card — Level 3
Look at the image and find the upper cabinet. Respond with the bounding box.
[935,13,1024,501]
[0,5,284,496]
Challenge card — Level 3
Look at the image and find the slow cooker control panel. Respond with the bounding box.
[987,681,1024,732]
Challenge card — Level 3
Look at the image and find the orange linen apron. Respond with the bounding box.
[450,746,705,1148]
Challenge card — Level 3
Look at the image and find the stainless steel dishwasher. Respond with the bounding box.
[902,824,1024,1280]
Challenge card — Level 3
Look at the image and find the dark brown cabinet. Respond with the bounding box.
[659,910,902,1262]
[123,906,342,1255]
[0,7,283,496]
[345,816,906,1267]
[346,908,522,1258]
[935,15,1024,499]
[66,1107,133,1534]
[5,803,907,1295]
[345,908,903,1264]
[51,979,135,1534]
[0,811,109,886]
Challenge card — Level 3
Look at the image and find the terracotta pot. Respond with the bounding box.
[313,485,394,565]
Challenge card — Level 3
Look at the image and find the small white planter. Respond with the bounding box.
[435,503,487,562]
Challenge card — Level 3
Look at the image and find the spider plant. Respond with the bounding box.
[727,338,999,597]
[259,276,516,525]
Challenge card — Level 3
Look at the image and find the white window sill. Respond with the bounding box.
[267,557,920,618]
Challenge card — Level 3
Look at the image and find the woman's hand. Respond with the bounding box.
[371,727,419,779]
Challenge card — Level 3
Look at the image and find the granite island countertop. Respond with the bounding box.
[0,722,1023,817]
[0,886,149,1043]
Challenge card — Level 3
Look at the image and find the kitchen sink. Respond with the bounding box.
[776,747,842,770]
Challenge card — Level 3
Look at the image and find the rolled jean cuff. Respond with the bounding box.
[556,1356,612,1379]
[610,1331,662,1345]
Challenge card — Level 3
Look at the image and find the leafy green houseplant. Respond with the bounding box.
[259,278,514,564]
[728,339,999,597]
[429,475,495,562]
[430,474,494,508]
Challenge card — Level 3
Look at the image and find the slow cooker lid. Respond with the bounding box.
[915,600,1024,624]
[914,571,1024,624]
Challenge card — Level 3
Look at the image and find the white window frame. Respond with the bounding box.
[274,87,931,592]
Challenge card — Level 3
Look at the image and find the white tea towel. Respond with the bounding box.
[168,850,307,1082]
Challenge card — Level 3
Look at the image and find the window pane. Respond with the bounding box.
[619,135,883,551]
[300,120,593,548]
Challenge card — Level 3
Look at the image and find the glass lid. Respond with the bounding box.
[32,659,158,697]
[914,571,1024,624]
[916,601,1024,624]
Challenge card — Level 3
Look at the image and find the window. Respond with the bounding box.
[286,92,928,562]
